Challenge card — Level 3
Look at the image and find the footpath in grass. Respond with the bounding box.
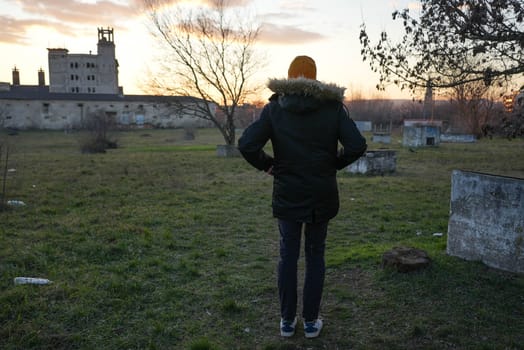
[0,129,523,349]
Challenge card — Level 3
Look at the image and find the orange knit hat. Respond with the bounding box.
[288,55,317,80]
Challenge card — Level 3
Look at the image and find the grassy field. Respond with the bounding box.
[0,128,523,350]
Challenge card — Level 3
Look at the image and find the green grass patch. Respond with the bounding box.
[125,145,216,153]
[1,129,523,349]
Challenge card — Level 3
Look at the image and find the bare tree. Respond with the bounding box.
[347,99,395,124]
[501,89,524,138]
[80,109,118,154]
[445,81,499,137]
[360,0,524,91]
[346,86,395,125]
[143,0,264,146]
[360,0,524,137]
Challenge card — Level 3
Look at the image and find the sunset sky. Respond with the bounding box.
[0,0,419,100]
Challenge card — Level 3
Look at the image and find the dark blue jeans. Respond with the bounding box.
[278,219,328,322]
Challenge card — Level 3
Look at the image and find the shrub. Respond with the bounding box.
[80,109,118,153]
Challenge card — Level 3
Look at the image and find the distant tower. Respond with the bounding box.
[38,68,45,86]
[97,27,114,55]
[96,27,119,94]
[422,80,433,120]
[12,67,20,85]
[47,48,69,93]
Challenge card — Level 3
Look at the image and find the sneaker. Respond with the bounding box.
[280,317,297,337]
[304,319,323,338]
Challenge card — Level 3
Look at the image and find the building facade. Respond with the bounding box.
[0,28,214,130]
[48,28,120,95]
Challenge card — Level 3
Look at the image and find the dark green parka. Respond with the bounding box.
[238,77,367,223]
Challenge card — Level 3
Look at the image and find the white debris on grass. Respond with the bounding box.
[14,277,52,285]
[7,200,26,207]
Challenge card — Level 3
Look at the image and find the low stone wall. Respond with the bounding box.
[441,134,476,143]
[216,144,241,157]
[347,150,396,175]
[447,170,524,273]
[355,121,372,132]
[372,133,391,144]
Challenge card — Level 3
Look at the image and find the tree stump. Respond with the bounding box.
[382,246,431,272]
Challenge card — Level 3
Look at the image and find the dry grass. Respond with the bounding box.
[0,128,523,349]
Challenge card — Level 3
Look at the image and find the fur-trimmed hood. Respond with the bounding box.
[267,77,345,102]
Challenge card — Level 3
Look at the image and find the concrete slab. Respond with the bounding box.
[447,170,524,274]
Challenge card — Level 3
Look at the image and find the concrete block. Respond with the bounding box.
[347,150,396,175]
[402,120,442,147]
[441,134,476,143]
[372,133,391,144]
[447,170,524,274]
[216,144,240,157]
[355,121,372,132]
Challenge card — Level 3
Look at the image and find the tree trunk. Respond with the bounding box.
[215,113,239,157]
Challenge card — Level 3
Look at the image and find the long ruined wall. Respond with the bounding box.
[0,99,213,130]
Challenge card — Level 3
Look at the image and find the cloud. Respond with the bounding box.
[278,0,315,12]
[0,0,317,46]
[257,12,296,21]
[407,2,421,10]
[0,0,140,45]
[16,0,138,24]
[256,1,327,45]
[143,0,254,8]
[256,0,317,26]
[211,0,254,6]
[0,15,60,44]
[388,1,421,11]
[258,22,326,45]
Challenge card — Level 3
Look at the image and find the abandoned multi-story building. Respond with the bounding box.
[0,28,213,130]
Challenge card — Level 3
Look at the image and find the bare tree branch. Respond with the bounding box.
[360,0,524,92]
[143,0,265,145]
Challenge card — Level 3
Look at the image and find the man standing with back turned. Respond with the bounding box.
[238,56,367,338]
